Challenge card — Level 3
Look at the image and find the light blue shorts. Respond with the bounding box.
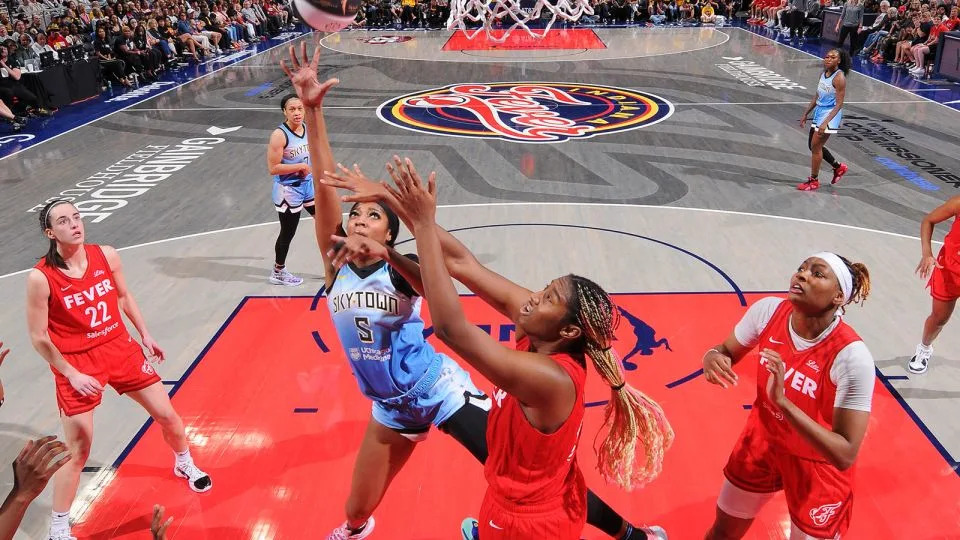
[812,106,842,134]
[371,354,489,441]
[272,180,314,213]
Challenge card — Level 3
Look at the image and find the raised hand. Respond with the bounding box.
[279,42,338,108]
[151,504,173,540]
[384,156,437,231]
[12,436,71,501]
[322,163,402,209]
[327,234,390,269]
[703,349,738,389]
[761,348,787,408]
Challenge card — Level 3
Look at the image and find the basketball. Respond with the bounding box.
[293,0,363,32]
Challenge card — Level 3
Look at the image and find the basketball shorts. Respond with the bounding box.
[54,335,161,417]
[272,179,315,213]
[927,248,960,301]
[812,106,842,134]
[722,413,853,538]
[372,354,489,441]
[477,489,586,540]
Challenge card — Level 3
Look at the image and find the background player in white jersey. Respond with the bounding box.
[266,94,315,286]
[798,49,850,191]
[702,253,874,539]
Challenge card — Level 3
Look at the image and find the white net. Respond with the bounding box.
[446,0,593,42]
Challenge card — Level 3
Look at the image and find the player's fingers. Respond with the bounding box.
[280,60,292,79]
[310,44,321,69]
[0,348,8,366]
[287,45,300,70]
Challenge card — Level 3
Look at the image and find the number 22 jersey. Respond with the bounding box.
[35,244,130,354]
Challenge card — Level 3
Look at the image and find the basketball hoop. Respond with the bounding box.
[446,0,593,43]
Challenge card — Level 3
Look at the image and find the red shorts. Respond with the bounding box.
[723,414,854,538]
[478,489,586,540]
[54,335,161,416]
[927,250,960,301]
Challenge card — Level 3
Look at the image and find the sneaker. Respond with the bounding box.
[831,163,848,184]
[174,462,212,493]
[327,517,375,540]
[269,268,303,286]
[908,344,932,374]
[460,517,478,540]
[797,177,820,191]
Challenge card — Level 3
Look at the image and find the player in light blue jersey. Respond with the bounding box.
[283,44,659,540]
[266,94,315,286]
[798,48,850,191]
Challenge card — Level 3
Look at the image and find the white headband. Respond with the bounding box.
[812,252,853,304]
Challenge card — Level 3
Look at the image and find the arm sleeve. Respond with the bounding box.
[831,341,875,412]
[389,253,420,298]
[733,297,785,348]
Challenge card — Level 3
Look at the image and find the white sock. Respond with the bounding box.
[50,511,70,533]
[919,342,933,353]
[175,449,192,465]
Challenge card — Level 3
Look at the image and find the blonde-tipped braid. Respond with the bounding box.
[569,276,675,491]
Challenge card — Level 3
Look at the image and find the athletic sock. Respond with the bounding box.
[50,511,70,534]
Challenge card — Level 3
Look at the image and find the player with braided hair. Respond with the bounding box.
[328,157,673,539]
[702,253,873,540]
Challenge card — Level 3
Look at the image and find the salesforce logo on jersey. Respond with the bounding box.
[349,346,392,362]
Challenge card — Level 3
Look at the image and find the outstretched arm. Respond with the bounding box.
[323,158,533,329]
[280,43,341,289]
[389,165,572,408]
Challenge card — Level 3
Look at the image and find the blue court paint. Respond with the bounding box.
[873,366,959,478]
[666,368,705,389]
[245,82,274,97]
[311,330,330,353]
[875,157,940,191]
[293,407,320,413]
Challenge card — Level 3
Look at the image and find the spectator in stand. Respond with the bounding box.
[94,25,131,87]
[0,98,27,131]
[856,0,890,54]
[947,5,960,28]
[21,0,46,23]
[14,34,39,66]
[650,0,668,23]
[46,24,70,49]
[199,7,235,50]
[0,27,9,44]
[11,21,29,43]
[253,0,280,34]
[234,3,260,41]
[77,5,93,30]
[115,24,156,81]
[133,24,166,70]
[189,11,222,53]
[701,0,718,23]
[909,8,949,76]
[863,7,898,57]
[31,32,58,60]
[241,1,265,36]
[0,46,52,117]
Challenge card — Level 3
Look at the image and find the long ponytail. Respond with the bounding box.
[568,275,675,490]
[39,200,71,270]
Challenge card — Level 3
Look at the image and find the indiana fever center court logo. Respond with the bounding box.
[377,82,674,143]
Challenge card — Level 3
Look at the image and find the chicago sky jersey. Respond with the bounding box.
[272,122,311,186]
[327,259,436,400]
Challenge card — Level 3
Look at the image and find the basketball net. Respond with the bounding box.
[446,0,593,42]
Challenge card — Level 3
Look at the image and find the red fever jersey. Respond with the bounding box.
[754,300,862,461]
[483,336,587,518]
[35,244,130,354]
